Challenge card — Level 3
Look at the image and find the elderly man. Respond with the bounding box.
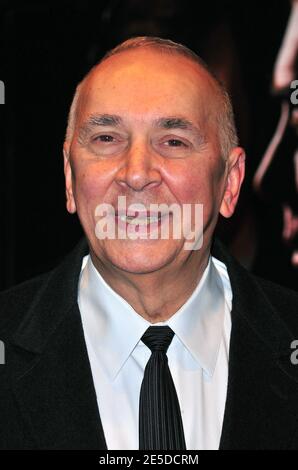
[1,37,298,451]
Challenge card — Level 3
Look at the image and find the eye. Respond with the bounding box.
[165,139,187,147]
[93,134,115,143]
[88,132,128,156]
[153,134,193,158]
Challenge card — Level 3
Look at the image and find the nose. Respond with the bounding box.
[115,139,162,192]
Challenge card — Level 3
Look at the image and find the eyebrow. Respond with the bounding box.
[87,114,122,127]
[154,116,207,145]
[154,117,197,131]
[79,113,122,133]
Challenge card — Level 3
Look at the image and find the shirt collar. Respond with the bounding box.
[78,254,226,381]
[167,258,226,376]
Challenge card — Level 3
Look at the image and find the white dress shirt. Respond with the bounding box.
[78,253,232,450]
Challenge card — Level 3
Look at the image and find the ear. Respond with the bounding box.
[219,147,245,218]
[63,142,77,214]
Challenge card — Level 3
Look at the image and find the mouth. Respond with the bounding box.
[117,213,162,225]
[115,210,168,224]
[114,210,171,234]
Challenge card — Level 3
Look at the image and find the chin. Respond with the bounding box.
[113,260,166,275]
[101,239,178,274]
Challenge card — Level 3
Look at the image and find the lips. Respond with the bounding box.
[114,210,171,233]
[115,210,166,218]
[120,216,160,226]
[115,212,163,226]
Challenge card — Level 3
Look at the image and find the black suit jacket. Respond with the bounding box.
[1,237,298,450]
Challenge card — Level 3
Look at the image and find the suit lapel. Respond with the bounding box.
[10,239,107,449]
[212,240,298,449]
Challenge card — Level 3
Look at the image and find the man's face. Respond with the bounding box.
[64,49,242,274]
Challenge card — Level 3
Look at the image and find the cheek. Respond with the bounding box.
[164,158,225,229]
[73,162,112,210]
[165,161,215,204]
[78,173,100,202]
[72,164,114,239]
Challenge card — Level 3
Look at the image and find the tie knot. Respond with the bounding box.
[141,326,174,353]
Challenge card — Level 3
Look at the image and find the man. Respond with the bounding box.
[1,36,298,450]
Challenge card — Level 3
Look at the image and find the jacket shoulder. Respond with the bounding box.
[253,274,298,330]
[0,238,88,340]
[0,273,50,334]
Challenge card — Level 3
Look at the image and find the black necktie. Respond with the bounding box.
[139,326,186,450]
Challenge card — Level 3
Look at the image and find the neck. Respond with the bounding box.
[90,246,211,323]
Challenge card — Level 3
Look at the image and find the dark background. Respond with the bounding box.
[0,0,297,291]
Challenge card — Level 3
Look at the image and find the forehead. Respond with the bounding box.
[77,49,217,126]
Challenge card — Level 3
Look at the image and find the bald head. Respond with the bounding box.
[65,36,238,160]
